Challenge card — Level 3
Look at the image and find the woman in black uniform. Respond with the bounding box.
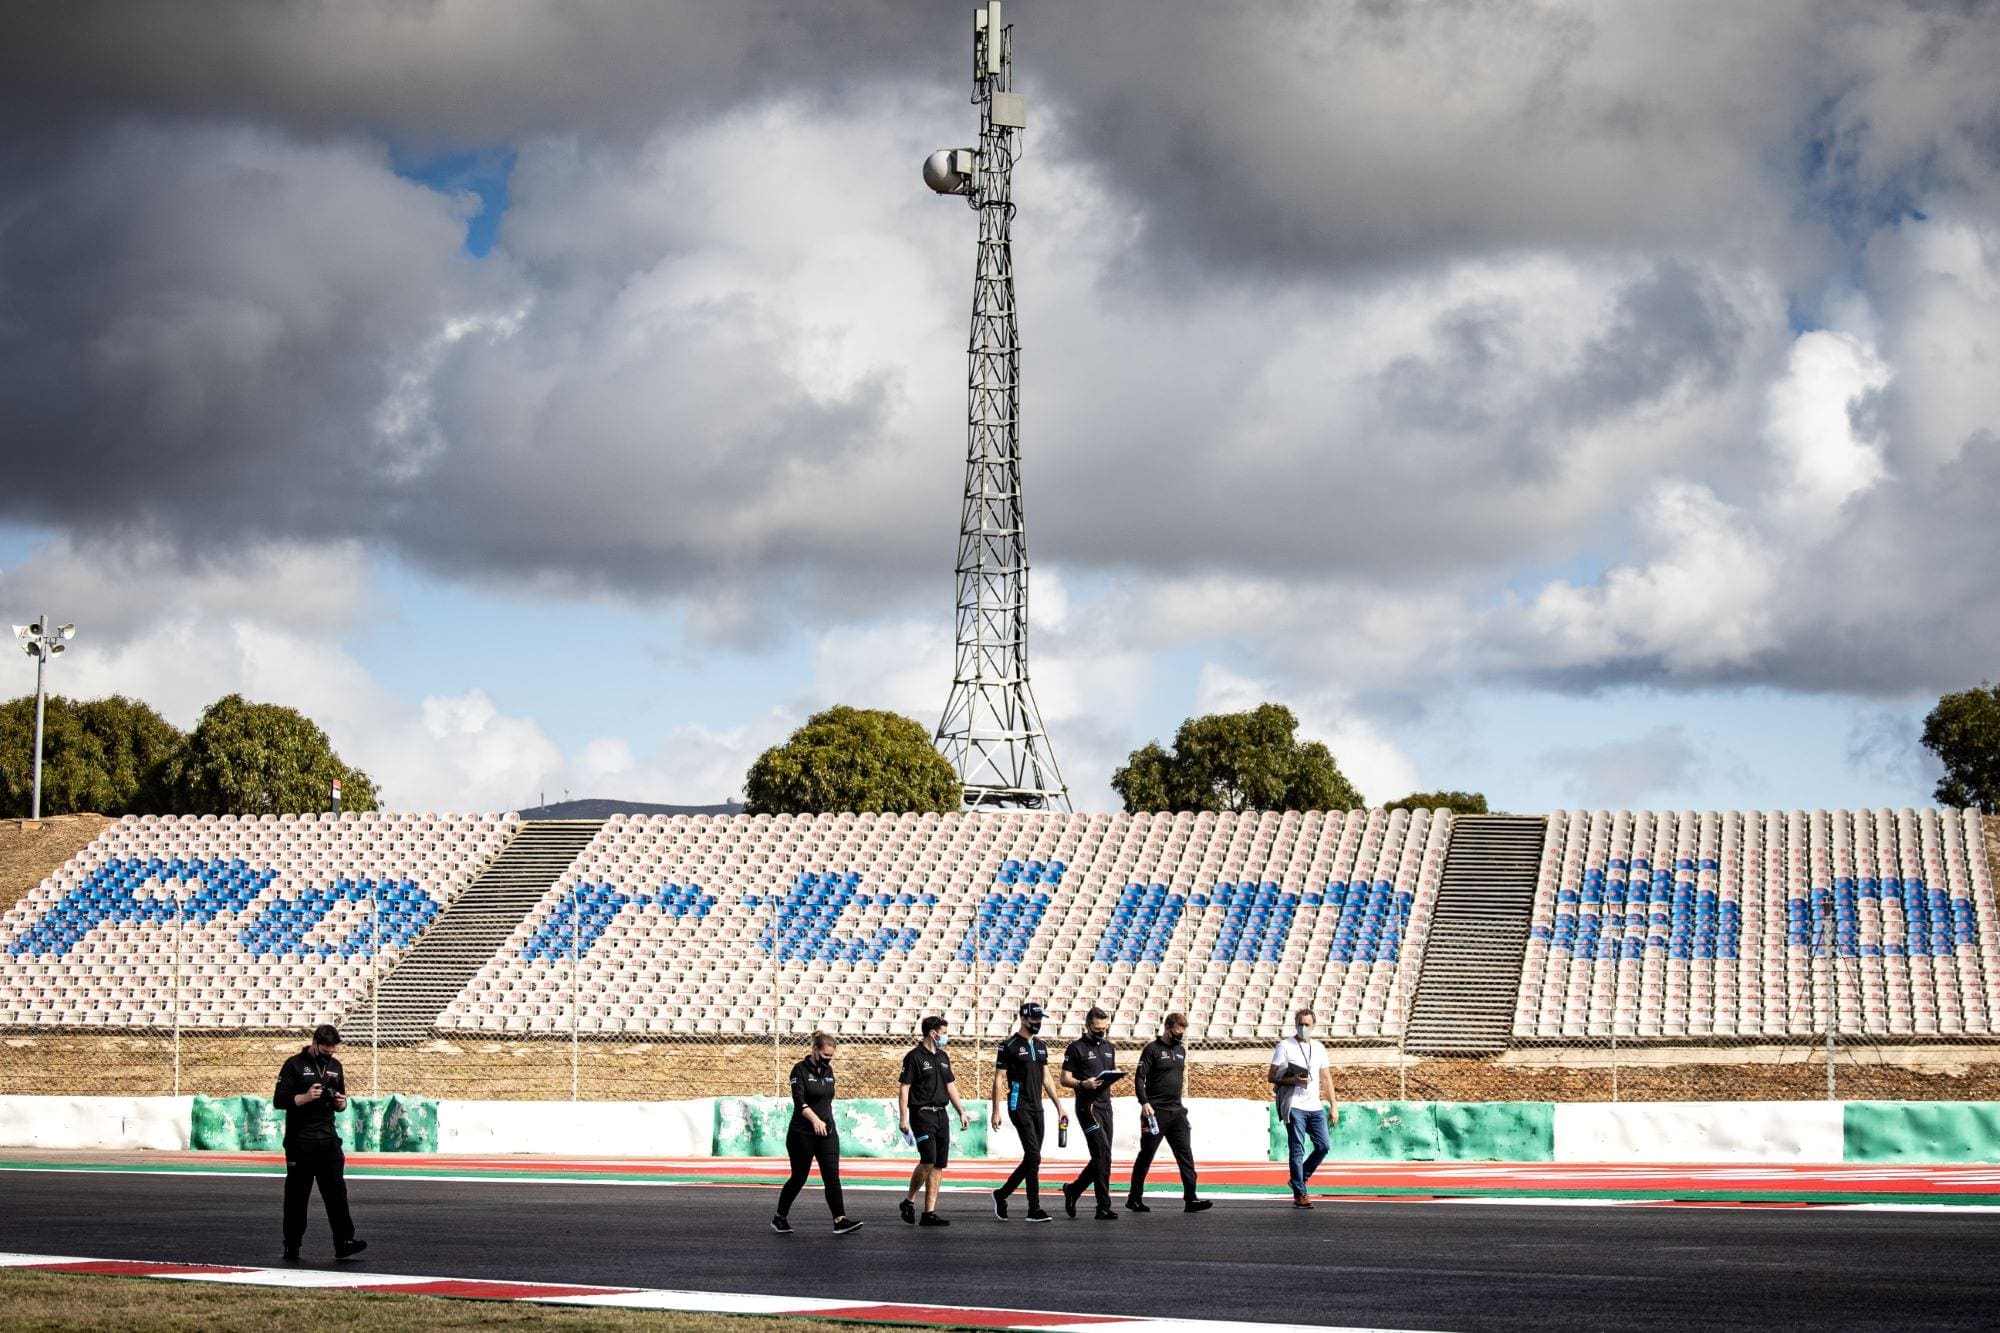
[772,1031,863,1235]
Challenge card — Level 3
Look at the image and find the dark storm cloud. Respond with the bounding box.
[1,0,1997,696]
[0,1,964,141]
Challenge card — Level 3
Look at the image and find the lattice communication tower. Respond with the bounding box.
[922,1,1069,811]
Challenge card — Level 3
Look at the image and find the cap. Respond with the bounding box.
[1019,1001,1045,1019]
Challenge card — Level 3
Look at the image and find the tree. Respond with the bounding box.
[1110,702,1363,813]
[1923,683,2000,812]
[0,693,182,817]
[744,706,962,814]
[1385,790,1490,815]
[153,694,379,815]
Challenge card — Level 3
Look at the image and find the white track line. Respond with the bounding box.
[0,1252,1441,1331]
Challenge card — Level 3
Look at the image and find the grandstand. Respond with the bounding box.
[1515,808,1998,1041]
[2,807,1996,1073]
[0,812,515,1029]
[438,807,1445,1044]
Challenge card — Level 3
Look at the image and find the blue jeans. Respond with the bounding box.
[1286,1107,1331,1193]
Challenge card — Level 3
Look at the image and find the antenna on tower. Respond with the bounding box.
[925,1,1069,812]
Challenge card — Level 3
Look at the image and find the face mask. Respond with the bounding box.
[1087,1029,1106,1043]
[1165,1031,1183,1046]
[1025,1019,1042,1033]
[1295,1026,1314,1042]
[933,1033,948,1048]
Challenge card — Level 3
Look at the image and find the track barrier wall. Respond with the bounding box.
[1843,1100,2000,1163]
[436,1098,711,1156]
[189,1094,439,1152]
[0,1095,191,1151]
[1552,1100,1845,1163]
[13,1096,2000,1165]
[1266,1101,1557,1162]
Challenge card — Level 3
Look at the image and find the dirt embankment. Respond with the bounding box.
[7,1033,2000,1104]
[0,814,113,915]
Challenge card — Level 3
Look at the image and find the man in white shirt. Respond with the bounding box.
[1267,1007,1336,1208]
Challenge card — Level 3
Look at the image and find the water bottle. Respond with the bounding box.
[1057,1117,1069,1148]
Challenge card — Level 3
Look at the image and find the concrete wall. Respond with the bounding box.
[1553,1101,1844,1163]
[0,1095,192,1150]
[14,1094,2000,1165]
[437,1098,714,1156]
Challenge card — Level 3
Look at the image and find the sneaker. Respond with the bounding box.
[770,1215,793,1235]
[919,1211,951,1227]
[992,1188,1010,1221]
[1094,1207,1120,1220]
[282,1249,300,1263]
[1185,1199,1213,1213]
[899,1199,917,1226]
[833,1217,864,1236]
[1062,1181,1080,1218]
[1124,1198,1152,1213]
[1025,1209,1053,1223]
[334,1239,368,1260]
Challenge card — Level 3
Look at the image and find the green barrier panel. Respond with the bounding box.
[715,1097,792,1156]
[1845,1101,2000,1164]
[334,1096,387,1152]
[1433,1102,1555,1162]
[1334,1102,1440,1160]
[1268,1101,1436,1161]
[1265,1101,1556,1162]
[194,1095,438,1153]
[239,1096,283,1151]
[717,1097,991,1158]
[190,1095,244,1151]
[380,1095,439,1153]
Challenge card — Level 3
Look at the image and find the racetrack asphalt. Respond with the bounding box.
[2,1170,1998,1332]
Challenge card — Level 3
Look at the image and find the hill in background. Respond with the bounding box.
[516,798,744,820]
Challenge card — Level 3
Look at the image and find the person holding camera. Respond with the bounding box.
[771,1031,863,1236]
[273,1023,366,1261]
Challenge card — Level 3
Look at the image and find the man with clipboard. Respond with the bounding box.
[1269,1007,1337,1207]
[1059,1006,1124,1220]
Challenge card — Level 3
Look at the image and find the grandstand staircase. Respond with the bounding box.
[1402,815,1547,1057]
[346,819,602,1043]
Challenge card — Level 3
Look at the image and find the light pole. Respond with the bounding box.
[11,615,76,821]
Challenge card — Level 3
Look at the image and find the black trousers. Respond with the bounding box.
[282,1140,354,1249]
[1130,1103,1198,1200]
[999,1102,1045,1209]
[1069,1100,1113,1208]
[777,1120,845,1219]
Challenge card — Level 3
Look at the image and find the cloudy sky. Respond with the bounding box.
[2,0,1996,814]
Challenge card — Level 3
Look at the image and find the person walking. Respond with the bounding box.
[273,1023,366,1261]
[1059,1006,1122,1221]
[772,1031,863,1236]
[897,1015,968,1227]
[990,1000,1066,1223]
[1127,1012,1210,1214]
[1269,1007,1337,1208]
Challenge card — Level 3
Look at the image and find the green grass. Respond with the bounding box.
[0,1269,921,1333]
